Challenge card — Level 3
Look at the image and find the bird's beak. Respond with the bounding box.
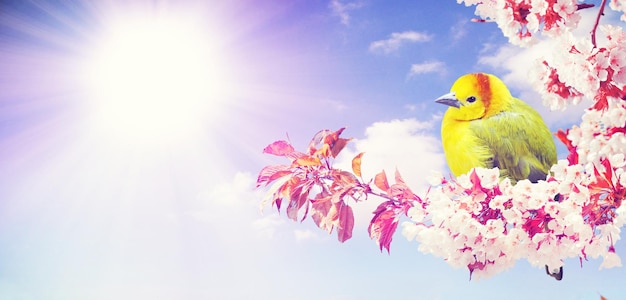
[435,92,462,108]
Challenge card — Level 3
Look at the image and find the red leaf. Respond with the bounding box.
[601,158,613,185]
[593,82,623,111]
[337,202,354,242]
[555,129,578,165]
[368,201,399,253]
[352,152,365,178]
[263,140,295,156]
[607,127,626,135]
[330,137,351,158]
[323,127,346,146]
[374,170,389,192]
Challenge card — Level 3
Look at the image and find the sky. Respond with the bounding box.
[0,0,625,299]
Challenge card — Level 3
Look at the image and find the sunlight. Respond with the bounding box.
[83,11,225,145]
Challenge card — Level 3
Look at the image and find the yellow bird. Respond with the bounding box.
[435,72,561,280]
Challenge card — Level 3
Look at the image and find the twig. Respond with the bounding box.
[591,0,608,48]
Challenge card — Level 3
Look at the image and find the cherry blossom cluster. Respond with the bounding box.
[459,0,587,46]
[401,164,625,279]
[531,26,626,111]
[610,0,626,21]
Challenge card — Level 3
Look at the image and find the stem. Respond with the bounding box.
[591,0,608,48]
[367,189,394,201]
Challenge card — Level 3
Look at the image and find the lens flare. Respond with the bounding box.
[82,11,224,145]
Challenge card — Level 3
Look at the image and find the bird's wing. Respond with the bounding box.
[470,99,556,183]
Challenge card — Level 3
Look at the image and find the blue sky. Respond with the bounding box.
[0,0,625,299]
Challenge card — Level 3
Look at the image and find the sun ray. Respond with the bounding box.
[79,6,230,147]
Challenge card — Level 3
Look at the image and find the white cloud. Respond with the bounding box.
[450,18,469,41]
[329,0,364,25]
[252,214,286,239]
[407,60,446,77]
[197,171,258,208]
[369,31,432,54]
[294,229,320,241]
[335,118,447,226]
[190,172,290,240]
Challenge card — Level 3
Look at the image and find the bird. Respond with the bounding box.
[435,72,562,280]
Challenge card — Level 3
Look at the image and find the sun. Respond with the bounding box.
[82,10,226,146]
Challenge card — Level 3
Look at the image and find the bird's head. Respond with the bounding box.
[435,73,512,121]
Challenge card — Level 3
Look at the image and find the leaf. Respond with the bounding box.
[323,127,346,146]
[259,175,292,210]
[311,193,333,233]
[263,140,295,156]
[555,129,578,165]
[256,164,291,187]
[368,201,399,253]
[295,156,322,167]
[330,137,351,158]
[307,129,333,155]
[314,143,331,158]
[306,128,348,157]
[337,202,354,242]
[351,152,365,178]
[468,168,486,195]
[331,170,358,187]
[394,168,406,186]
[286,181,310,222]
[374,170,389,192]
[593,82,623,111]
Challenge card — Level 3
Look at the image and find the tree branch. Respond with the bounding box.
[591,0,608,48]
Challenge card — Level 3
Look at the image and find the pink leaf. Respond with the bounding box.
[256,165,291,187]
[286,183,309,222]
[337,202,354,243]
[394,168,406,186]
[263,140,295,156]
[311,195,333,233]
[368,201,399,253]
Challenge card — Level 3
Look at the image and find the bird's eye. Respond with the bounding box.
[466,96,477,103]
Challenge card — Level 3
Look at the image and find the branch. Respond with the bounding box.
[591,0,608,48]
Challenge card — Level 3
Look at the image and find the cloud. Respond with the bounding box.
[329,0,364,25]
[450,18,469,41]
[335,118,447,226]
[294,229,320,241]
[197,172,259,209]
[190,172,291,240]
[369,31,432,54]
[252,215,286,239]
[407,60,446,77]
